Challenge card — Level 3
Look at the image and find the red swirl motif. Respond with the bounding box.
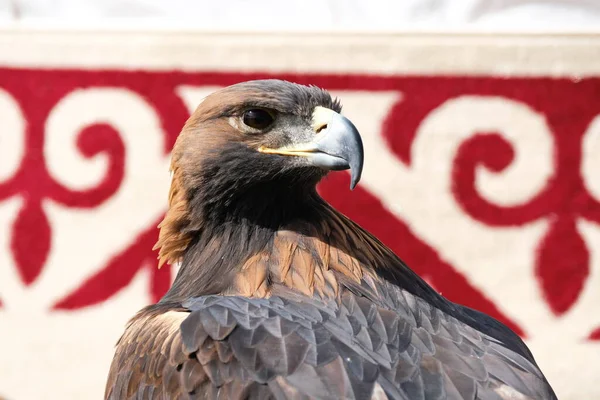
[0,110,125,285]
[380,77,600,326]
[450,119,600,315]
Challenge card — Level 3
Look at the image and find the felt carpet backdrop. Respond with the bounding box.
[0,32,599,399]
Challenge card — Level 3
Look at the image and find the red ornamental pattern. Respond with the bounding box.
[1,68,599,342]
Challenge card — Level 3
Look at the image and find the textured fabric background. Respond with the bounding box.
[0,32,599,399]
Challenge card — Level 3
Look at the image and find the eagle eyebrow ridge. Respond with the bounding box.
[211,101,284,120]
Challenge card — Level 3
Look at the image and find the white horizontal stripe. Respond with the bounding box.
[1,30,600,76]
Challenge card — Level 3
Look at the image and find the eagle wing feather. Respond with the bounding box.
[106,285,552,400]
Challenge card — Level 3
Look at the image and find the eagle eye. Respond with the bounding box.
[242,109,274,130]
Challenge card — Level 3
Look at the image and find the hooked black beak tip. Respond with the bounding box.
[313,111,364,190]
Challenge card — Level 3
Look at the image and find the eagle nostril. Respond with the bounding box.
[316,124,328,134]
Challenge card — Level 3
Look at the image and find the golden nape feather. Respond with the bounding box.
[153,162,191,268]
[105,80,556,400]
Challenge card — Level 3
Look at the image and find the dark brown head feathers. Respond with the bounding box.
[196,80,342,119]
[154,80,341,268]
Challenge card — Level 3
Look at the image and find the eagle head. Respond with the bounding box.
[155,80,364,268]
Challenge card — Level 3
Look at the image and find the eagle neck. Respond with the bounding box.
[160,188,325,302]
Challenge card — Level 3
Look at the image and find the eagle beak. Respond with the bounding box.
[258,106,364,190]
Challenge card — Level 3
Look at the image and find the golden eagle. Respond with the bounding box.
[105,80,556,400]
